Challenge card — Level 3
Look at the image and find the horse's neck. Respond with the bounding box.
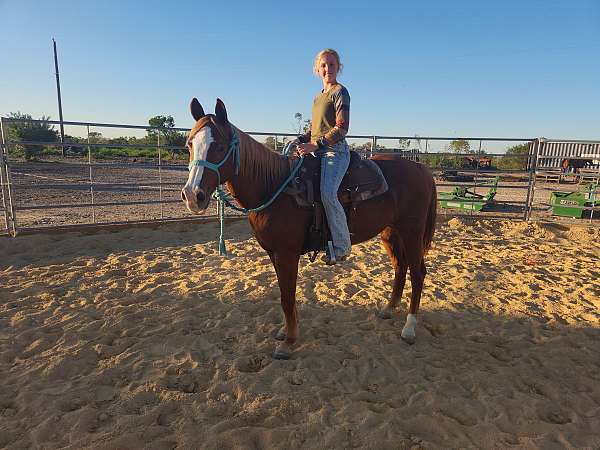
[226,129,290,210]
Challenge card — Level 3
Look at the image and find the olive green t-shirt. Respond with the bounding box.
[310,84,351,143]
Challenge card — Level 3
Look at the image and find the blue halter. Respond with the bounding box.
[188,125,241,185]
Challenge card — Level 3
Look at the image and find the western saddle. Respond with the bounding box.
[284,151,388,258]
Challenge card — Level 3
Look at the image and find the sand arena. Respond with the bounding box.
[1,218,599,449]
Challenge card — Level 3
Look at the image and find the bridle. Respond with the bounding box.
[187,122,240,186]
[185,122,304,256]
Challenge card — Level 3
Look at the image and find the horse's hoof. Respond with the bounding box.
[401,334,416,345]
[274,328,287,341]
[377,308,393,319]
[272,348,291,360]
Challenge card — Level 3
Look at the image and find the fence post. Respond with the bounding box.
[0,117,17,236]
[469,140,483,218]
[87,125,96,223]
[590,184,596,224]
[0,117,9,233]
[157,130,164,219]
[524,138,540,221]
[370,136,376,158]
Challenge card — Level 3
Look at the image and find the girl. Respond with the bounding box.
[296,48,352,265]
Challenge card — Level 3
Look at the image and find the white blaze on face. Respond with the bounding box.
[184,126,214,195]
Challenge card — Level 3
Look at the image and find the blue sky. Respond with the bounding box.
[1,0,599,143]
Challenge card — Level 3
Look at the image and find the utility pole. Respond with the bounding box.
[53,38,65,156]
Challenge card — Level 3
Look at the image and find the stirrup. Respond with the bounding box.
[322,241,349,265]
[322,254,348,265]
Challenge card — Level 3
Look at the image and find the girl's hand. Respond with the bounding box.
[296,143,318,156]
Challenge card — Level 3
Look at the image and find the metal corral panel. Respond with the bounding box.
[538,141,600,168]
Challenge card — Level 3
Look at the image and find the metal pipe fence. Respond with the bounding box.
[1,116,598,237]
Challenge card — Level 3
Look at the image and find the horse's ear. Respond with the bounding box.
[190,98,205,121]
[215,98,228,124]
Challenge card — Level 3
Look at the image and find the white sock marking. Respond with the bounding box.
[402,313,417,340]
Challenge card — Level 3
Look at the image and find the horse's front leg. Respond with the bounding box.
[269,251,300,360]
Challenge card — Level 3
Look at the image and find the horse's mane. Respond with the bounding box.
[188,115,290,193]
[234,126,290,190]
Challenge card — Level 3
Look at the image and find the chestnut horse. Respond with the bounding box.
[181,98,437,359]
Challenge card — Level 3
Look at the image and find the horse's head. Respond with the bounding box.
[181,98,237,214]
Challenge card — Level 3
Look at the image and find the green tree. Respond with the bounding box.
[447,139,471,167]
[302,119,311,134]
[497,143,529,170]
[107,136,130,145]
[88,131,104,143]
[147,115,186,158]
[398,138,411,149]
[264,136,284,151]
[6,112,59,160]
[349,141,379,154]
[264,136,275,150]
[293,116,311,135]
[421,153,459,169]
[147,115,175,135]
[448,139,471,155]
[294,113,303,134]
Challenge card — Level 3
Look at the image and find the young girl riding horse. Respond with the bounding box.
[294,48,351,265]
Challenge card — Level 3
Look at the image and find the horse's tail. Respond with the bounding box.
[423,177,437,253]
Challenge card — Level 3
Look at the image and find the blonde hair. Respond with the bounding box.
[313,48,343,75]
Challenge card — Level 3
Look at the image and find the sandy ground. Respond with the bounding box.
[1,218,599,450]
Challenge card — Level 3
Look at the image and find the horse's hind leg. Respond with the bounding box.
[377,227,408,320]
[401,238,427,345]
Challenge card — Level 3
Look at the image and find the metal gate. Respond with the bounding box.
[1,115,598,236]
[527,138,600,222]
[0,118,17,236]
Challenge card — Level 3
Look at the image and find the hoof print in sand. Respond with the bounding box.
[540,409,571,425]
[235,355,270,373]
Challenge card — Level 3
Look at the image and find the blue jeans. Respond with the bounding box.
[320,140,351,258]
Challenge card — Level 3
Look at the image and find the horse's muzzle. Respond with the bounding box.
[181,186,209,213]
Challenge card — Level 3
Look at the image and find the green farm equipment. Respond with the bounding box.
[438,176,499,212]
[550,183,599,218]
